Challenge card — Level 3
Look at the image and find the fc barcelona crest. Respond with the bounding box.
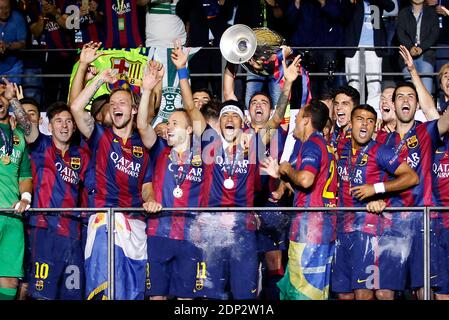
[71,157,81,170]
[195,279,204,291]
[133,146,143,158]
[35,280,44,291]
[13,135,20,146]
[359,154,368,166]
[407,135,418,149]
[109,57,142,95]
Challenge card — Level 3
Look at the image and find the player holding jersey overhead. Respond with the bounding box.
[70,68,157,300]
[332,104,419,300]
[137,58,210,299]
[384,81,449,299]
[261,100,338,300]
[11,96,90,300]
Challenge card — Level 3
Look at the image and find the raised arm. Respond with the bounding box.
[68,41,103,104]
[3,79,39,143]
[437,107,449,135]
[223,62,238,101]
[70,69,118,139]
[171,39,207,135]
[265,51,300,131]
[399,45,439,121]
[137,60,163,149]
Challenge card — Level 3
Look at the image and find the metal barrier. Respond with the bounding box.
[1,206,441,300]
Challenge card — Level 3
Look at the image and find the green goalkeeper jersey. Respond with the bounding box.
[0,122,32,208]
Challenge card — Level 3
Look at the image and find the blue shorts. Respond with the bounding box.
[194,230,259,300]
[331,231,412,293]
[145,236,202,298]
[27,227,84,300]
[408,217,441,289]
[435,228,449,294]
[256,202,290,253]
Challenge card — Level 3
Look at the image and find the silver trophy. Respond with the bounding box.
[219,24,286,77]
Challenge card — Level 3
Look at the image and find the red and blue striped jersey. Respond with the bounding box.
[337,139,403,235]
[28,0,73,52]
[100,0,142,48]
[84,124,152,208]
[64,0,104,45]
[201,129,258,231]
[330,125,352,159]
[432,137,449,228]
[29,134,89,238]
[146,137,213,240]
[246,125,288,206]
[288,133,337,243]
[384,120,440,207]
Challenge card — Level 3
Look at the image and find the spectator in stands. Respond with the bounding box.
[396,0,439,95]
[380,0,399,84]
[427,0,449,73]
[141,0,186,48]
[65,0,104,47]
[286,0,344,99]
[28,0,75,106]
[19,0,45,105]
[100,0,147,49]
[341,0,395,115]
[427,0,449,105]
[0,0,26,84]
[176,0,234,99]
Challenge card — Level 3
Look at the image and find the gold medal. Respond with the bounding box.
[2,154,10,165]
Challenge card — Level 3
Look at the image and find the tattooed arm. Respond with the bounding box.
[3,78,39,143]
[70,69,117,139]
[262,54,301,145]
[10,98,39,143]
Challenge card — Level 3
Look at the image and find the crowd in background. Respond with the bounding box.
[1,0,449,109]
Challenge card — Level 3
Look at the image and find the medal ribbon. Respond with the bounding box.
[0,126,13,156]
[346,140,374,188]
[170,150,192,188]
[386,121,417,165]
[223,144,242,180]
